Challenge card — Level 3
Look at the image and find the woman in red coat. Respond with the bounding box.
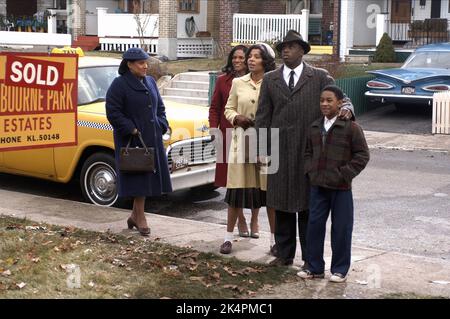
[209,45,249,236]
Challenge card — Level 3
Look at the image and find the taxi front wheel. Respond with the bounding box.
[80,152,121,207]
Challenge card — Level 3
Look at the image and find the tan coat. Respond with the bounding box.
[224,74,267,190]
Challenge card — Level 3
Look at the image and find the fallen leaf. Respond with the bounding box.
[188,264,199,271]
[42,241,53,246]
[88,281,95,287]
[189,276,204,282]
[178,252,200,259]
[211,272,221,280]
[53,246,60,252]
[2,270,12,276]
[123,294,130,298]
[223,284,244,293]
[223,266,237,277]
[356,280,368,285]
[32,258,40,263]
[16,282,26,289]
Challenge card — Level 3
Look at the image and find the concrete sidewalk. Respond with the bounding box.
[364,130,450,153]
[1,187,449,299]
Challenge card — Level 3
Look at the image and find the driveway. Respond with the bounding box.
[358,104,432,135]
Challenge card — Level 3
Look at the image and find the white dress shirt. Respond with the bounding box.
[283,63,304,88]
[324,115,337,132]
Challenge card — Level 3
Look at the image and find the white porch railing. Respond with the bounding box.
[96,8,159,38]
[433,92,450,134]
[99,38,158,54]
[233,11,309,44]
[0,30,71,47]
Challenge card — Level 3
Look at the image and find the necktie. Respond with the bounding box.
[289,70,295,91]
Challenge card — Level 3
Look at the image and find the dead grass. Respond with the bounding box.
[84,51,401,79]
[0,216,295,299]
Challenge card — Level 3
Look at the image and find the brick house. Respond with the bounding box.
[0,0,341,59]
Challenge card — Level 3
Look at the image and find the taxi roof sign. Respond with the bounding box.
[51,46,85,57]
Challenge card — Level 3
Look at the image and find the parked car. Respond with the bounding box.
[365,43,450,110]
[0,53,216,207]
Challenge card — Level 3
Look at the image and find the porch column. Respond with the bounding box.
[158,0,177,60]
[376,13,389,46]
[339,0,355,60]
[219,0,239,55]
[332,0,340,59]
[47,9,57,34]
[0,0,6,16]
[300,9,309,42]
[97,7,108,37]
[67,0,86,40]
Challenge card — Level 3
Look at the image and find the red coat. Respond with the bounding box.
[208,73,235,187]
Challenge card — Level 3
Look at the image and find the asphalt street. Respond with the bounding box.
[1,147,449,260]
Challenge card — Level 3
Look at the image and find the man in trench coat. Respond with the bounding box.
[255,30,354,266]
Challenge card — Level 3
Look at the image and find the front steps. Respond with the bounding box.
[161,72,211,106]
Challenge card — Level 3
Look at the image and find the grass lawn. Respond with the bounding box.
[85,51,401,79]
[0,216,295,299]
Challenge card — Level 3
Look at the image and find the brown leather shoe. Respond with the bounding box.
[220,241,232,254]
[138,227,150,236]
[127,217,137,229]
[127,217,150,236]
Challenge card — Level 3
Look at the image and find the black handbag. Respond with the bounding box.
[119,132,155,173]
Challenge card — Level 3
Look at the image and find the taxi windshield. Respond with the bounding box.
[78,66,118,106]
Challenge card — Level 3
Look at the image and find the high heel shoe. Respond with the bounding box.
[127,217,150,236]
[250,221,259,239]
[238,222,249,237]
[127,217,137,229]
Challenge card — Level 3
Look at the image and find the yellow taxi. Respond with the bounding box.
[0,50,216,206]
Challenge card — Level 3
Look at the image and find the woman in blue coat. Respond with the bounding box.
[106,48,172,236]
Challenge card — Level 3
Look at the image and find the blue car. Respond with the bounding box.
[365,43,450,110]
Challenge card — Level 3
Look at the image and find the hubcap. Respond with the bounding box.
[86,162,117,205]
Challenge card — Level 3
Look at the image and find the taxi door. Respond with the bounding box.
[3,148,56,178]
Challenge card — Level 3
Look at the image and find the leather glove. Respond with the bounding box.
[233,115,254,130]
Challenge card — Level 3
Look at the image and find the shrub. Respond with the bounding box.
[373,33,396,63]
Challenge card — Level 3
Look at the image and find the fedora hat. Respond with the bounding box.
[275,30,311,54]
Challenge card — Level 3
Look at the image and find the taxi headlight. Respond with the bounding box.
[163,127,172,141]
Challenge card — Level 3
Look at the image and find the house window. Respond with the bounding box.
[310,0,323,14]
[178,0,199,13]
[54,0,66,10]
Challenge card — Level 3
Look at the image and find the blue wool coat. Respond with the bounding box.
[105,71,172,197]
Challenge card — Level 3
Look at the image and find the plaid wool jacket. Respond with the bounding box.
[304,117,370,190]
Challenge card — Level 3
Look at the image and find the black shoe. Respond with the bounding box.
[269,257,293,266]
[269,244,279,257]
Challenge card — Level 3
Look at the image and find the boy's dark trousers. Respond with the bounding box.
[306,186,354,276]
[275,210,309,263]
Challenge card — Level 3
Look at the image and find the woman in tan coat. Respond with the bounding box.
[219,43,277,255]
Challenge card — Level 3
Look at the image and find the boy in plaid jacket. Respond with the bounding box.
[298,85,370,282]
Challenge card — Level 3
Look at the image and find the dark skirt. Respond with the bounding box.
[224,188,266,209]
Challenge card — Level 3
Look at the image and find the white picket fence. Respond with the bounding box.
[432,92,450,134]
[232,11,309,44]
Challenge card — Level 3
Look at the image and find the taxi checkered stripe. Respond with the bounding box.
[77,120,113,131]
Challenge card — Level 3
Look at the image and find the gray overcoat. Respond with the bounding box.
[255,62,353,212]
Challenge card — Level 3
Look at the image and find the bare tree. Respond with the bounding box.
[132,0,154,51]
